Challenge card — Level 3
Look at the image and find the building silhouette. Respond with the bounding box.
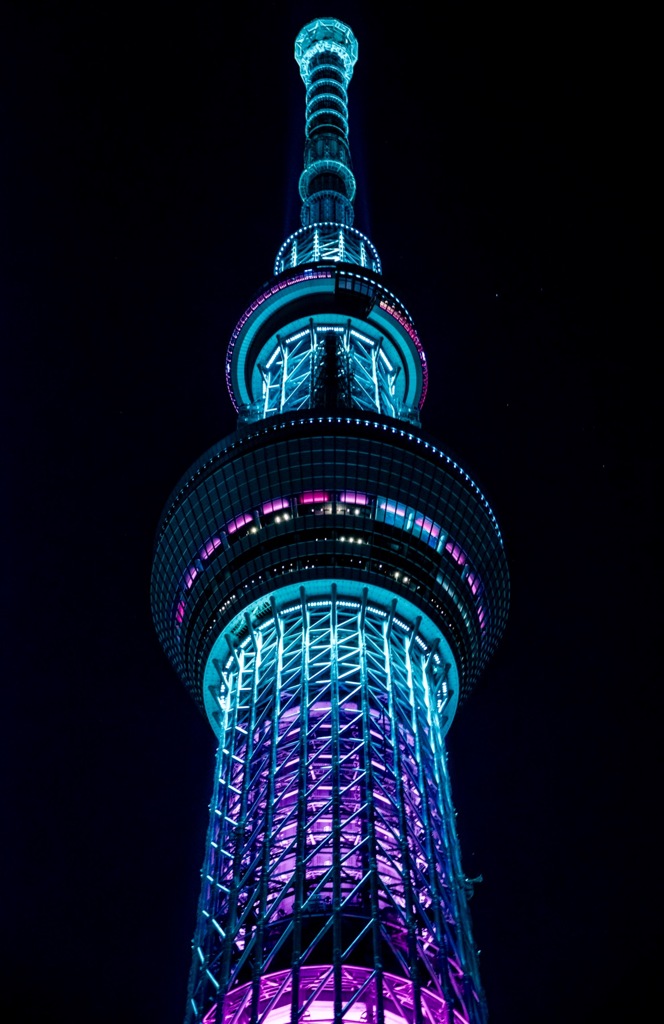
[151,18,509,1024]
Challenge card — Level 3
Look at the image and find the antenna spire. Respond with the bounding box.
[294,18,358,227]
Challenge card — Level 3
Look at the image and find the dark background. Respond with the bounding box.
[2,2,659,1022]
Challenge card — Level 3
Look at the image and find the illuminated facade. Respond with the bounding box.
[151,19,509,1024]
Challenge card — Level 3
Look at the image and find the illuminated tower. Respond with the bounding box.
[151,18,509,1024]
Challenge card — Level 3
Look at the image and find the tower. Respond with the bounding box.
[151,17,509,1024]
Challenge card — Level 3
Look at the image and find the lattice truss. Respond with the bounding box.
[259,324,402,419]
[186,595,485,1024]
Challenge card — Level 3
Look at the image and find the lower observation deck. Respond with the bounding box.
[151,413,509,726]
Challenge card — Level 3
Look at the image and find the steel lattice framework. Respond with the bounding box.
[189,596,482,1024]
[151,17,509,1024]
[256,324,405,422]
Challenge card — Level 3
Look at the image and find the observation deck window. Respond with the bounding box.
[171,486,488,638]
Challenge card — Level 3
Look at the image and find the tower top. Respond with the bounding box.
[294,18,359,228]
[294,18,358,83]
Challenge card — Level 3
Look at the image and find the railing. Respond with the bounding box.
[274,223,381,275]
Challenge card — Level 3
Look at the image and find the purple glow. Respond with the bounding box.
[175,600,185,625]
[379,499,407,517]
[447,956,472,1021]
[299,490,329,505]
[227,513,254,535]
[339,490,369,505]
[414,515,440,538]
[466,571,481,595]
[184,566,199,589]
[377,297,428,408]
[261,497,290,514]
[200,537,222,560]
[445,540,467,566]
[215,965,449,1023]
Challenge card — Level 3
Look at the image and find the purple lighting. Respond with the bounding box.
[377,296,428,408]
[200,537,222,560]
[466,571,482,596]
[379,499,407,517]
[445,540,467,566]
[183,566,199,589]
[203,965,451,1023]
[415,515,440,538]
[226,513,254,535]
[261,497,290,514]
[298,490,329,504]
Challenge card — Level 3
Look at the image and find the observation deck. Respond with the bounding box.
[151,412,508,735]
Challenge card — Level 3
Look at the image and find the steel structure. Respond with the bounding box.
[151,18,509,1024]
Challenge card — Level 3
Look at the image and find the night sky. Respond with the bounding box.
[2,3,658,1022]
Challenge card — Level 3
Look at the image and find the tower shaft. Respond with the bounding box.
[188,599,481,1023]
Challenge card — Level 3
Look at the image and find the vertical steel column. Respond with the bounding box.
[290,589,310,1021]
[358,590,385,1024]
[250,601,282,1021]
[382,604,424,1024]
[329,588,342,1022]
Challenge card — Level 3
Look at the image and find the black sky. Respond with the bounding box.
[2,3,659,1022]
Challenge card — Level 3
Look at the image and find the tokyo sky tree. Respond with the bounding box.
[151,18,509,1024]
